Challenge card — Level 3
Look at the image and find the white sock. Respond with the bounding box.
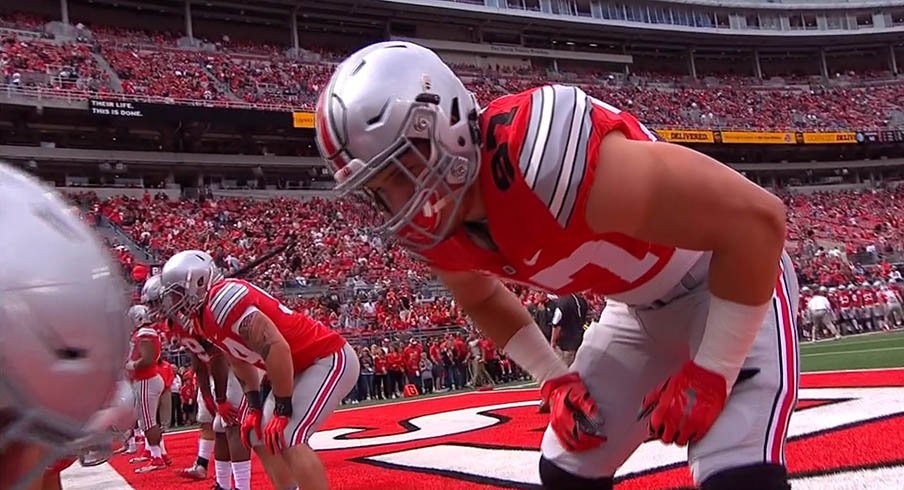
[231,460,251,490]
[198,438,215,461]
[215,460,232,489]
[148,445,162,459]
[159,435,167,455]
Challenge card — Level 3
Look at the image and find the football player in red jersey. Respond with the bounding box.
[143,274,257,490]
[125,305,170,472]
[315,42,796,490]
[160,251,359,490]
[0,163,132,490]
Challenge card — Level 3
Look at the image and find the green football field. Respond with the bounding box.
[800,330,904,372]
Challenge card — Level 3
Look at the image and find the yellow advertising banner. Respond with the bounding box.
[292,111,315,129]
[801,132,858,144]
[656,129,715,144]
[719,131,795,144]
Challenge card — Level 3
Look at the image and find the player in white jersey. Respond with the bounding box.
[318,42,797,490]
[0,162,132,490]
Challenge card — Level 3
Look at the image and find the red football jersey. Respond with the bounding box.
[168,318,213,364]
[837,291,852,308]
[420,85,701,304]
[129,327,161,381]
[199,279,345,373]
[861,290,877,307]
[850,290,863,307]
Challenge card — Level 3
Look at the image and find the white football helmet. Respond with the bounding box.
[0,163,130,489]
[127,305,151,329]
[141,274,165,321]
[76,380,136,467]
[159,250,222,326]
[315,41,482,251]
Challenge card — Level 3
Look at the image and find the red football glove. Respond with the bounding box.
[216,400,239,426]
[640,361,727,446]
[263,415,290,455]
[201,393,216,417]
[240,408,262,450]
[540,373,606,452]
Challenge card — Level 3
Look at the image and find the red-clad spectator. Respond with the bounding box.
[179,369,197,424]
[386,346,403,398]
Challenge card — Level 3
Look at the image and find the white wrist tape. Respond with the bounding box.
[503,323,569,385]
[694,296,770,392]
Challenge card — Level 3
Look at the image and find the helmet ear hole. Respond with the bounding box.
[449,97,460,125]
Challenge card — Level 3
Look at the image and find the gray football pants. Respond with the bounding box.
[541,251,800,485]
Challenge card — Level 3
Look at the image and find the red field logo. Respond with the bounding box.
[313,369,904,489]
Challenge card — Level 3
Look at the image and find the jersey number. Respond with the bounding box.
[530,240,660,291]
[486,107,517,191]
[181,337,212,363]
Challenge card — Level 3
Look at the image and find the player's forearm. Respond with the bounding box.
[550,326,561,347]
[229,357,261,392]
[208,354,230,401]
[264,342,294,398]
[466,286,567,384]
[697,216,785,388]
[192,355,213,398]
[463,284,535,346]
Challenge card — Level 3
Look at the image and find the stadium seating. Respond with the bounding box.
[2,12,904,130]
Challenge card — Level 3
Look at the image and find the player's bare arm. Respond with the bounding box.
[588,131,785,305]
[190,352,213,399]
[587,131,786,384]
[236,311,294,397]
[133,338,156,370]
[203,342,231,401]
[225,355,262,392]
[434,268,568,383]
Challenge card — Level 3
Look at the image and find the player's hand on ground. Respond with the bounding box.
[639,361,727,446]
[540,372,606,452]
[263,415,290,454]
[216,400,239,425]
[240,408,263,450]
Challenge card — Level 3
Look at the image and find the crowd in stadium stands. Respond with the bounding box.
[2,12,904,129]
[70,186,904,331]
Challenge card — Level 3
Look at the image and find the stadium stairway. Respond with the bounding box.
[199,63,242,102]
[94,214,156,264]
[92,52,124,92]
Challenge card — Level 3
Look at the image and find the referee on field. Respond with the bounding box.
[550,293,589,367]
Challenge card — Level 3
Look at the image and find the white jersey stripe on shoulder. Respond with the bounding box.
[523,86,555,189]
[517,88,545,177]
[136,327,157,338]
[211,282,248,327]
[217,285,248,327]
[532,86,579,208]
[557,98,593,228]
[548,88,588,220]
[210,282,239,315]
